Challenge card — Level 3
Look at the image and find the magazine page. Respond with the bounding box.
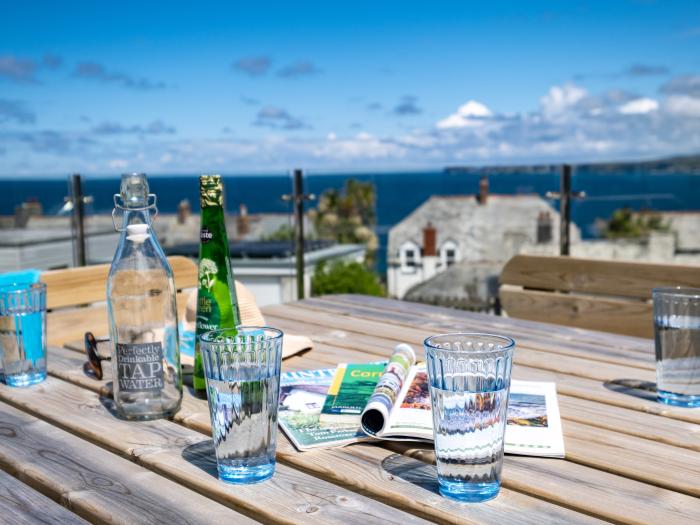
[360,344,416,436]
[379,374,565,458]
[381,363,433,440]
[505,380,565,457]
[320,362,387,427]
[279,364,565,458]
[278,368,368,450]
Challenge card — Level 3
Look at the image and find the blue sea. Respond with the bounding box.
[2,167,698,275]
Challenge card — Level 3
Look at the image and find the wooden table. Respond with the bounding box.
[1,294,699,524]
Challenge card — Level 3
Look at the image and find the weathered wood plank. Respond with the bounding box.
[389,441,700,525]
[263,308,700,427]
[500,286,654,338]
[0,469,90,525]
[511,362,700,425]
[47,345,606,525]
[50,342,697,523]
[170,387,700,525]
[501,254,700,299]
[0,401,257,525]
[329,294,654,354]
[51,342,700,453]
[0,378,429,525]
[174,394,609,525]
[172,367,700,501]
[43,256,197,309]
[311,295,656,363]
[298,296,655,370]
[561,420,700,497]
[263,303,656,382]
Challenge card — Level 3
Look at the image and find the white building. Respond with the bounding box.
[388,178,700,302]
[387,179,574,299]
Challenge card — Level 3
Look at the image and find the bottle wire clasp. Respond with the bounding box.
[111,193,159,232]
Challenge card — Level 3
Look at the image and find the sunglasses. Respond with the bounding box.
[83,331,111,380]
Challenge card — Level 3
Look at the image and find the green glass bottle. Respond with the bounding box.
[194,175,241,398]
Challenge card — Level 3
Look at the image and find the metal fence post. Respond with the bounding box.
[546,165,585,256]
[282,169,316,300]
[560,165,572,256]
[292,169,306,299]
[68,174,87,266]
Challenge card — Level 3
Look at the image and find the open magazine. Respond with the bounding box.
[278,344,565,458]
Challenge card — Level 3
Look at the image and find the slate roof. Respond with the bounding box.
[387,194,579,263]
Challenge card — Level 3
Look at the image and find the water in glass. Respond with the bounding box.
[425,333,514,503]
[207,370,280,483]
[430,386,509,499]
[654,288,700,408]
[0,283,47,387]
[201,327,283,484]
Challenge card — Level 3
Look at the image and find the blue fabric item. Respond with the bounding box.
[179,323,195,361]
[0,269,43,363]
[0,269,41,287]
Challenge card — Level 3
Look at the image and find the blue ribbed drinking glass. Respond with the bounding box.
[0,282,47,387]
[200,326,283,484]
[653,288,700,407]
[424,332,515,503]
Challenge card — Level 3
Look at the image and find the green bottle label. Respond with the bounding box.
[194,176,241,395]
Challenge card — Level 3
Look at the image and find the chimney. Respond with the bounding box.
[423,222,437,256]
[177,199,191,224]
[237,203,250,236]
[477,176,489,205]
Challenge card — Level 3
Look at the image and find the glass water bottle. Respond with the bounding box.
[107,173,183,420]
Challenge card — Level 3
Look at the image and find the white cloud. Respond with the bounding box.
[4,76,700,175]
[618,97,659,114]
[306,132,405,160]
[539,83,587,118]
[108,159,129,169]
[436,100,492,129]
[664,95,700,117]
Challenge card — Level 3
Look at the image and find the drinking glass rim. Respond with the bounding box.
[653,287,700,299]
[0,281,46,294]
[424,332,515,352]
[200,325,283,344]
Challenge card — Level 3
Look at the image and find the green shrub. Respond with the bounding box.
[311,259,385,296]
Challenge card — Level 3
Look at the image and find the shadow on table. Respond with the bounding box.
[603,379,658,402]
[381,454,440,494]
[182,440,219,479]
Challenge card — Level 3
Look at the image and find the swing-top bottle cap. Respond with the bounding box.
[200,174,223,207]
[120,173,149,208]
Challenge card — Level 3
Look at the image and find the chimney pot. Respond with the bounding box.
[423,222,437,256]
[177,199,191,224]
[237,203,250,236]
[477,176,489,205]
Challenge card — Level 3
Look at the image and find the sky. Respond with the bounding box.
[1,0,700,175]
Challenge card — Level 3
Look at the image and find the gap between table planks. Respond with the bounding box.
[0,400,257,525]
[50,343,700,525]
[0,378,430,525]
[44,345,604,525]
